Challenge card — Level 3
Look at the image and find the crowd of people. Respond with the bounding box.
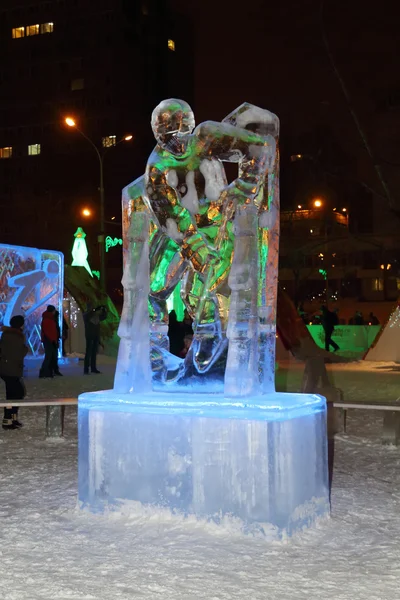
[0,302,108,430]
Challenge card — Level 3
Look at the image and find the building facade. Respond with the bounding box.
[0,0,193,298]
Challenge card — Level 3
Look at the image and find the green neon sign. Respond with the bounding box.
[105,236,123,252]
[319,268,327,280]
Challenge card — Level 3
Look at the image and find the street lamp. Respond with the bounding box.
[64,117,132,290]
[313,198,323,208]
[81,207,92,218]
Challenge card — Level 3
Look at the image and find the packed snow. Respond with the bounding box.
[0,356,400,600]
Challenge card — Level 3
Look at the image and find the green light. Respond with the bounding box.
[71,227,93,277]
[319,268,327,280]
[105,236,123,252]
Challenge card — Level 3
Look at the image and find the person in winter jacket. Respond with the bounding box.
[83,304,107,374]
[50,310,63,376]
[39,305,59,378]
[0,315,28,430]
[320,305,340,353]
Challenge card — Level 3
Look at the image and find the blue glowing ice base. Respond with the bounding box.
[78,391,329,537]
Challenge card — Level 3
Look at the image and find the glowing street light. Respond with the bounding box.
[313,199,323,208]
[342,208,347,212]
[297,204,302,209]
[64,117,134,291]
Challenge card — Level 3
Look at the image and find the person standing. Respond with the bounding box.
[39,305,58,378]
[83,304,107,374]
[62,315,69,356]
[0,315,28,430]
[50,310,63,376]
[321,305,340,353]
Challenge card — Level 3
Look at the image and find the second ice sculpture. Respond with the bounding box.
[78,100,329,537]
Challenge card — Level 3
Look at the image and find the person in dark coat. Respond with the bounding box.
[368,312,379,325]
[168,310,184,356]
[50,310,63,376]
[320,305,340,353]
[0,315,28,430]
[83,304,107,374]
[39,305,59,378]
[62,316,69,356]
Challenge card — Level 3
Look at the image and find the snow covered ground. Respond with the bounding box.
[0,357,400,600]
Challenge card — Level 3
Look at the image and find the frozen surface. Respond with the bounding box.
[78,390,328,535]
[0,361,400,599]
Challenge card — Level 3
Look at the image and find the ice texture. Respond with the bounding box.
[78,391,329,535]
[78,99,329,535]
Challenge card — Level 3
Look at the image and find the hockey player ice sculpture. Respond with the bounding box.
[79,100,329,537]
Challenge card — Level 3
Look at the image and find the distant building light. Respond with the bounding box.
[40,22,54,34]
[0,147,12,159]
[333,207,337,211]
[12,26,25,38]
[102,135,116,148]
[342,208,347,212]
[310,229,313,233]
[168,39,175,51]
[28,143,41,156]
[380,264,385,270]
[297,204,302,209]
[26,24,40,36]
[290,154,303,162]
[387,264,391,270]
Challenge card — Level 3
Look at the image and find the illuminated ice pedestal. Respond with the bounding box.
[78,99,329,536]
[78,390,329,536]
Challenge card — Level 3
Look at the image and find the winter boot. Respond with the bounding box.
[12,413,23,428]
[2,418,17,430]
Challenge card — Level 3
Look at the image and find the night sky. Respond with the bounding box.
[171,0,400,219]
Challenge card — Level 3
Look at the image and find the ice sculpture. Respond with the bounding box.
[79,100,329,537]
[0,244,64,359]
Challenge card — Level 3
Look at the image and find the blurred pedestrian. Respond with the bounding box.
[83,304,107,374]
[368,312,379,325]
[62,315,69,356]
[321,305,339,353]
[39,305,58,378]
[51,310,63,376]
[0,315,28,430]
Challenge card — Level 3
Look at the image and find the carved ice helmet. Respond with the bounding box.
[151,99,195,152]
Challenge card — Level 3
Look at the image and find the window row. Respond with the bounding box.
[12,23,53,38]
[0,145,41,158]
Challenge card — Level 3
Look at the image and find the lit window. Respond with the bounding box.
[12,27,25,38]
[28,144,41,156]
[26,24,40,36]
[0,147,12,159]
[71,78,84,91]
[371,278,384,292]
[102,135,116,148]
[168,39,175,51]
[40,22,54,34]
